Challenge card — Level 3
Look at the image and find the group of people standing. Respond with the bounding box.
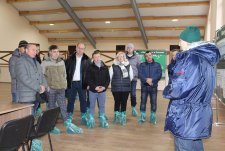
[63,42,163,129]
[8,41,163,132]
[8,26,221,151]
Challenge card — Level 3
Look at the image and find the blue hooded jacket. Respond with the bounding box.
[163,42,220,139]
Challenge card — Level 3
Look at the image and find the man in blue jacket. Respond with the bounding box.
[163,26,221,151]
[138,51,162,124]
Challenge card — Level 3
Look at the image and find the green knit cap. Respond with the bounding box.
[179,26,201,43]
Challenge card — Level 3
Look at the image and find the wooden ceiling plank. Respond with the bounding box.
[19,8,65,15]
[30,15,207,25]
[138,1,209,8]
[7,0,44,3]
[48,36,179,42]
[18,1,209,16]
[30,19,73,25]
[40,26,205,33]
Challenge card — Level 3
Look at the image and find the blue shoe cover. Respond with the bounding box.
[50,126,60,134]
[99,113,109,128]
[67,112,73,122]
[31,139,43,151]
[132,107,138,117]
[150,112,157,124]
[138,112,146,124]
[81,113,88,125]
[87,114,95,128]
[113,111,121,124]
[64,119,71,127]
[98,112,108,121]
[66,123,83,134]
[121,112,126,126]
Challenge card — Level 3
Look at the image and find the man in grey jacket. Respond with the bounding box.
[15,43,47,113]
[126,43,141,116]
[9,40,28,102]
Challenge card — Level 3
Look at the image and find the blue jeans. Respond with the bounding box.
[140,86,157,112]
[130,80,137,107]
[89,91,106,115]
[174,137,204,151]
[67,81,87,114]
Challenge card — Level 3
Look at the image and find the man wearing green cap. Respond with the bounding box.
[163,26,221,151]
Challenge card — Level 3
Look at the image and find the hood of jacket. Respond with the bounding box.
[177,41,221,66]
[12,48,20,57]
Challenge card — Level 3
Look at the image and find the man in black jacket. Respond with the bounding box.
[65,43,91,126]
[85,50,110,128]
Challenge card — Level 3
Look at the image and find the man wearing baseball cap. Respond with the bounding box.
[163,26,221,151]
[9,40,28,102]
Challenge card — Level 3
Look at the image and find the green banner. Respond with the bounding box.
[136,50,167,78]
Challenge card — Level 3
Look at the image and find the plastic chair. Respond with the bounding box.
[0,115,34,151]
[28,107,60,151]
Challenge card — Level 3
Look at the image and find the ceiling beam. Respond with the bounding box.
[39,26,205,33]
[57,0,96,49]
[30,15,207,25]
[19,1,209,16]
[7,0,43,3]
[48,36,180,42]
[130,0,148,49]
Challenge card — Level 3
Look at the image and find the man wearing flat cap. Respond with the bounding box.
[163,26,221,151]
[9,40,28,102]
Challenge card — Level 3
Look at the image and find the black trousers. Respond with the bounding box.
[112,92,129,112]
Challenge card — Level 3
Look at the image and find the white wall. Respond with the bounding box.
[223,0,225,25]
[0,0,49,82]
[205,0,225,41]
[0,0,49,51]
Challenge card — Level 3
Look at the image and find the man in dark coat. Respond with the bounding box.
[65,43,91,126]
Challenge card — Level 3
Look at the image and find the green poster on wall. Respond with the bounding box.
[136,50,167,78]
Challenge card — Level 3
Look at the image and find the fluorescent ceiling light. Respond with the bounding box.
[105,21,111,24]
[171,19,179,22]
[49,23,55,26]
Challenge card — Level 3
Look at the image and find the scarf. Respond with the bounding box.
[119,62,128,78]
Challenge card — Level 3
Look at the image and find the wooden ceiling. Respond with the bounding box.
[7,0,210,48]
